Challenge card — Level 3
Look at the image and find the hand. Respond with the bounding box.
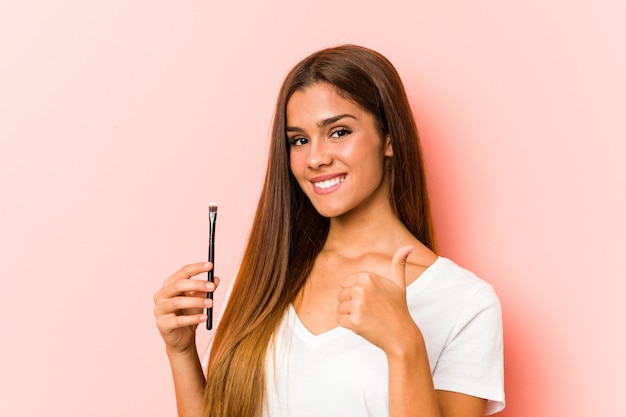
[337,246,419,355]
[153,262,220,355]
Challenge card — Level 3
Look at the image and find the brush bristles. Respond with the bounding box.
[208,203,218,213]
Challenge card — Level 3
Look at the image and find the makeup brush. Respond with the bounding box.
[206,203,217,330]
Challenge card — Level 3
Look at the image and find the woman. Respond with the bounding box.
[154,45,504,417]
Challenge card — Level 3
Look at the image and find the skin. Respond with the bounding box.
[154,82,488,417]
[153,263,219,417]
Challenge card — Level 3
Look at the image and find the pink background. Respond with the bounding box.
[1,1,624,416]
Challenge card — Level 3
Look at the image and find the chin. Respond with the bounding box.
[309,202,351,219]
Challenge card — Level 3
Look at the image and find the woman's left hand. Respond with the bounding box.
[336,245,421,355]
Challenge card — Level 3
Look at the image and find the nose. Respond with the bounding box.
[308,138,333,168]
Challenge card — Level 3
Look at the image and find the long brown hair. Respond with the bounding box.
[203,44,436,416]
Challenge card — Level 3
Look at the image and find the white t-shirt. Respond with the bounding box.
[263,257,505,416]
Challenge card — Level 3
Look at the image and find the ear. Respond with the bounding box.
[384,136,393,157]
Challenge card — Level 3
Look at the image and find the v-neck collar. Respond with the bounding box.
[289,305,350,348]
[287,256,443,348]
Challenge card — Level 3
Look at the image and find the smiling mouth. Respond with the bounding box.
[312,175,346,190]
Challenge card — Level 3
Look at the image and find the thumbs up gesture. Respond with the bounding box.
[337,245,419,354]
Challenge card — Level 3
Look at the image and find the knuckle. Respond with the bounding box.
[155,317,165,330]
[357,273,372,284]
[349,313,361,327]
[173,280,187,293]
[173,315,191,328]
[181,264,202,278]
[351,286,365,299]
[180,264,197,277]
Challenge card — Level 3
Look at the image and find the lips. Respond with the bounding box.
[310,173,346,193]
[313,176,345,189]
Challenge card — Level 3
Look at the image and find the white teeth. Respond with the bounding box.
[313,176,345,189]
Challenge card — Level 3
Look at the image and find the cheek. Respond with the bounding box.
[341,141,384,168]
[288,152,297,172]
[288,152,305,179]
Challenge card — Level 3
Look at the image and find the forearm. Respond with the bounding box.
[387,326,441,417]
[167,346,206,417]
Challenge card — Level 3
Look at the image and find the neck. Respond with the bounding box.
[324,199,409,258]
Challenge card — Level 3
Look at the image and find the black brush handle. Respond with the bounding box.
[206,213,216,330]
[206,267,214,330]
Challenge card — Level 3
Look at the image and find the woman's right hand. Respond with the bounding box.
[153,262,220,355]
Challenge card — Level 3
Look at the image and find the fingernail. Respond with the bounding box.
[206,282,215,290]
[203,262,212,268]
[204,299,213,307]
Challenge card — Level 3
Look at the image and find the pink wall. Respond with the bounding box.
[1,1,624,416]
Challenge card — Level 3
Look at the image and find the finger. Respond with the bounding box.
[154,278,214,303]
[389,245,414,289]
[339,272,361,289]
[154,294,212,317]
[212,276,221,288]
[189,276,221,293]
[337,279,367,302]
[336,298,355,315]
[157,312,208,332]
[337,287,351,303]
[154,295,210,319]
[337,304,363,330]
[162,262,213,287]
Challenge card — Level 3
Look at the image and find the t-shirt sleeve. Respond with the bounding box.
[432,284,505,415]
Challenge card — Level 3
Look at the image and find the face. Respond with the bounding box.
[286,83,393,219]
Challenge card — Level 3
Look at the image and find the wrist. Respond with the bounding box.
[166,343,199,359]
[385,324,426,361]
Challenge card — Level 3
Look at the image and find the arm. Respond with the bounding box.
[386,324,441,417]
[154,262,219,417]
[167,346,207,417]
[386,324,487,417]
[436,391,486,417]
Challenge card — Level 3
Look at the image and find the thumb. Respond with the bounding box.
[389,245,415,290]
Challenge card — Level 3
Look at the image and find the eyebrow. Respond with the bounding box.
[286,113,357,132]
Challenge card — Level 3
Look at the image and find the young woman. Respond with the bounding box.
[154,45,504,417]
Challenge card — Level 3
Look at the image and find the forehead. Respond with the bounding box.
[286,83,364,122]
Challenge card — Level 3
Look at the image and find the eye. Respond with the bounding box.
[287,136,309,147]
[330,127,351,138]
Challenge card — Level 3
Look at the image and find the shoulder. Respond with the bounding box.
[408,257,501,316]
[415,257,494,288]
